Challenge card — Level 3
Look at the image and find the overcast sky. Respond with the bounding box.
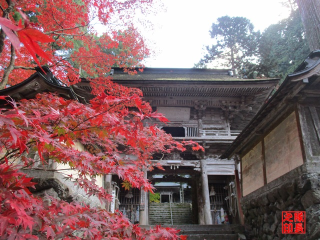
[142,0,291,68]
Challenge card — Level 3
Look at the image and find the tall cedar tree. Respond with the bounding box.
[195,16,260,73]
[296,0,320,51]
[0,0,203,239]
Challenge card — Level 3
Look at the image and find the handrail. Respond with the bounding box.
[169,195,173,225]
[199,129,241,137]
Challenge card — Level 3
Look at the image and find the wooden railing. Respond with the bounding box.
[199,129,241,137]
[185,127,198,137]
[169,127,241,139]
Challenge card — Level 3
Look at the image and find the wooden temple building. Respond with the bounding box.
[222,50,320,239]
[101,68,279,226]
[0,66,279,228]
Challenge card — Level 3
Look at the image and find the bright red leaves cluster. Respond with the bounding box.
[0,0,203,238]
[0,84,202,238]
[0,0,155,90]
[0,9,55,70]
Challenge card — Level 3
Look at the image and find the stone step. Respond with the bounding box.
[142,224,245,240]
[173,224,243,231]
[179,230,234,234]
[185,234,239,240]
[149,203,193,225]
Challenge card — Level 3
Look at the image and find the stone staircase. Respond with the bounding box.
[176,225,245,240]
[142,224,245,240]
[149,203,192,225]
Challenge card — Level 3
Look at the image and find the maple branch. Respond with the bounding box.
[0,44,15,90]
[0,140,36,164]
[53,49,108,62]
[73,126,105,132]
[20,159,40,169]
[71,100,129,131]
[52,117,63,132]
[45,24,90,35]
[51,33,88,37]
[13,66,37,70]
[0,148,21,164]
[24,167,73,172]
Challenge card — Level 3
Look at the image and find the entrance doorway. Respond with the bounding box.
[148,169,197,225]
[208,175,238,225]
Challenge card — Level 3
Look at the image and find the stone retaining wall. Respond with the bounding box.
[241,163,320,240]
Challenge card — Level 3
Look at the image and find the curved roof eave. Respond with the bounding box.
[221,50,320,159]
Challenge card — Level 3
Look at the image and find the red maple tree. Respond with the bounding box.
[0,1,204,238]
[0,0,158,92]
[0,91,200,239]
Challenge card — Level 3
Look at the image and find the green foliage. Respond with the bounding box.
[258,9,309,81]
[195,8,309,82]
[12,11,22,22]
[149,192,160,203]
[195,16,260,71]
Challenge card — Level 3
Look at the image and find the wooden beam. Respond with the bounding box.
[309,106,320,142]
[235,169,244,225]
[148,168,200,176]
[295,107,307,163]
[262,139,267,185]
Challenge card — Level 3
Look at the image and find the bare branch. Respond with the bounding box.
[23,167,73,172]
[0,140,36,164]
[13,66,37,70]
[52,33,87,37]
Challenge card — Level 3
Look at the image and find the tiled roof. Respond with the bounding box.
[112,67,275,82]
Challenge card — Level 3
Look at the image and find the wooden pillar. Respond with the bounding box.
[192,178,199,224]
[197,176,205,224]
[104,174,112,211]
[200,159,212,224]
[234,158,244,225]
[198,119,203,137]
[139,170,148,225]
[227,122,231,137]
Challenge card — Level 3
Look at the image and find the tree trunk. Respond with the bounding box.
[231,47,235,70]
[0,44,15,89]
[0,1,15,55]
[297,0,320,51]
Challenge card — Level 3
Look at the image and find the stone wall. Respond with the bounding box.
[241,163,320,239]
[22,141,104,208]
[24,170,103,208]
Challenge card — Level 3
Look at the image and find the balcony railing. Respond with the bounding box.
[177,127,241,140]
[199,129,241,137]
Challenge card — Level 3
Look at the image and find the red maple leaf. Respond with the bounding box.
[0,11,54,71]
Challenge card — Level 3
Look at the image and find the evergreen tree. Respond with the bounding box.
[195,16,260,74]
[258,9,309,80]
